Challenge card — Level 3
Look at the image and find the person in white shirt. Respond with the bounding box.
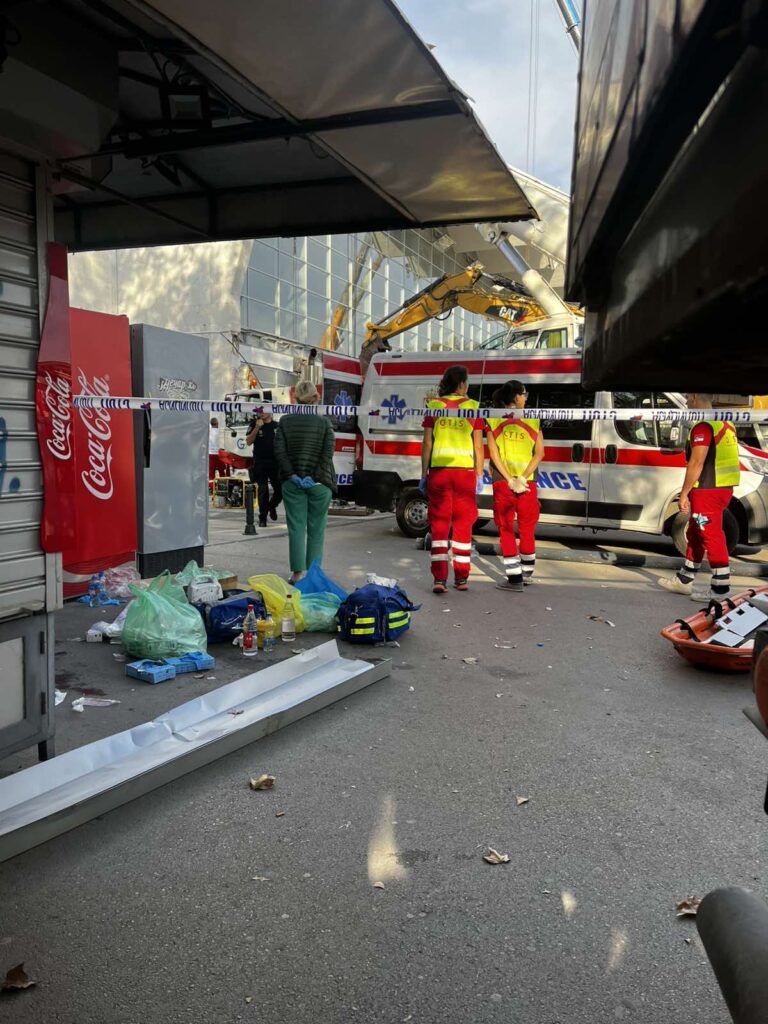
[209,417,222,479]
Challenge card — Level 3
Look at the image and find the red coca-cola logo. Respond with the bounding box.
[76,369,114,500]
[43,371,72,462]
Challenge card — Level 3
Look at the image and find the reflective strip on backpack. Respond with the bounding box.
[351,627,376,635]
[355,617,376,624]
[389,613,410,625]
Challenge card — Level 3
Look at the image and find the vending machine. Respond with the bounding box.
[131,325,209,578]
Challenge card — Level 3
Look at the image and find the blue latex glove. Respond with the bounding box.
[475,476,485,495]
[290,474,303,488]
[301,476,316,489]
[418,476,428,494]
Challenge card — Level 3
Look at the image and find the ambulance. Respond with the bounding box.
[352,348,768,554]
[219,350,362,499]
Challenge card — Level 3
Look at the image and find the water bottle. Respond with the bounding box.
[281,595,296,643]
[96,571,110,605]
[263,613,276,653]
[242,604,258,657]
[87,576,99,608]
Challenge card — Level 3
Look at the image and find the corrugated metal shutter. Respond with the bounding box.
[0,150,45,617]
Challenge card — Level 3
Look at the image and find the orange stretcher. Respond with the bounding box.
[660,586,768,673]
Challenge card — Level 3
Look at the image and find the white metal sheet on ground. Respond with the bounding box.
[0,641,390,862]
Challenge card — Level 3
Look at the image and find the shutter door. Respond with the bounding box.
[0,150,45,617]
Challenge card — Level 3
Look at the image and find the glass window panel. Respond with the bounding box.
[279,237,296,255]
[294,317,308,345]
[293,237,306,262]
[308,238,328,269]
[278,253,295,280]
[371,268,386,297]
[279,280,296,310]
[613,391,655,446]
[278,310,298,340]
[247,300,276,334]
[247,270,277,304]
[331,250,349,279]
[308,291,329,321]
[250,243,278,276]
[331,275,349,304]
[331,234,347,253]
[307,267,327,296]
[387,260,404,286]
[525,386,594,442]
[293,287,307,318]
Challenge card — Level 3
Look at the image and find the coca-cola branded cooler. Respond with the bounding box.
[131,324,209,578]
[62,309,138,598]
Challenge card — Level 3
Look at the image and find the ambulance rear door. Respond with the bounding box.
[588,391,686,533]
[321,352,362,497]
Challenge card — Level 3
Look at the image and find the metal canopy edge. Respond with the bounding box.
[0,641,390,863]
[45,0,534,248]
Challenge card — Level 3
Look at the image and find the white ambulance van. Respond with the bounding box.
[352,348,768,554]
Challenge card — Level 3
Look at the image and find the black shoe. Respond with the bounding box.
[269,508,278,521]
[496,577,524,592]
[258,517,267,527]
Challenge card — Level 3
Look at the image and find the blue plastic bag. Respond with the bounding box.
[294,559,348,602]
[301,592,342,632]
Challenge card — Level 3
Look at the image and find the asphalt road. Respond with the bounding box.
[1,511,766,1024]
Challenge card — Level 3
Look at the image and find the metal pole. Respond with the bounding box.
[243,481,257,535]
[552,0,581,54]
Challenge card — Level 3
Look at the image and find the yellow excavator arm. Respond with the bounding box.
[358,263,547,374]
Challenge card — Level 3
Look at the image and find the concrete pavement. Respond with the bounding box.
[1,510,766,1024]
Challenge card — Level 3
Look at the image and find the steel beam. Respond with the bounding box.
[0,642,390,863]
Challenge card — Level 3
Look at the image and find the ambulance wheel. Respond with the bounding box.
[396,487,429,538]
[670,509,739,557]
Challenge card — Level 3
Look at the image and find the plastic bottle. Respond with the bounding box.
[96,571,110,605]
[281,595,296,643]
[263,613,276,653]
[87,575,99,608]
[242,604,258,657]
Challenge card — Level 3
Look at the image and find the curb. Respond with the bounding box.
[472,540,768,577]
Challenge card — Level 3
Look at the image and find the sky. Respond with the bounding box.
[396,0,580,192]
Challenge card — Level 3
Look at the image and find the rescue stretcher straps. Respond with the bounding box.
[70,395,768,424]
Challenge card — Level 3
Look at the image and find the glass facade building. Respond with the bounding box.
[240,229,499,355]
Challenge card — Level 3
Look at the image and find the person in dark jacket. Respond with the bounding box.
[246,411,282,527]
[274,380,337,583]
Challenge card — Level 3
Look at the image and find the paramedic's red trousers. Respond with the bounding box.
[686,487,732,568]
[493,480,540,577]
[427,468,477,582]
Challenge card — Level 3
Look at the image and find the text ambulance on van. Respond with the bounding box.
[352,348,768,555]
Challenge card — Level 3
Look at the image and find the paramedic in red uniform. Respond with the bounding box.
[486,381,545,591]
[420,365,483,594]
[659,393,740,602]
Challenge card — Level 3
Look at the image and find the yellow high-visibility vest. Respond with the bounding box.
[428,395,479,469]
[688,420,740,488]
[486,417,541,479]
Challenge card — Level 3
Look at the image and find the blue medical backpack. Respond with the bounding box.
[196,590,268,643]
[337,583,420,644]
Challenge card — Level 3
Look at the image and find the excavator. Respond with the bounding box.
[358,262,582,375]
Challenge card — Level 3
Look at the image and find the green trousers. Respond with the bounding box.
[282,480,333,572]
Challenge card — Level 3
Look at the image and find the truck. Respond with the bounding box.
[566,0,768,393]
[352,346,768,552]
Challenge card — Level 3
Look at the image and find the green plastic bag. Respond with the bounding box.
[122,571,208,658]
[301,592,341,632]
[247,574,305,635]
[175,560,233,586]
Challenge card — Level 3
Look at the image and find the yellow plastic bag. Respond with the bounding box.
[247,574,305,634]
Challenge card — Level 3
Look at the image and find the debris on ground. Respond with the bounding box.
[373,881,385,889]
[462,657,478,665]
[54,689,67,706]
[112,652,126,662]
[275,811,286,818]
[675,897,701,917]
[71,697,120,712]
[1,963,35,992]
[249,773,275,790]
[483,848,510,865]
[494,641,517,649]
[588,614,616,627]
[229,709,244,717]
[516,796,529,806]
